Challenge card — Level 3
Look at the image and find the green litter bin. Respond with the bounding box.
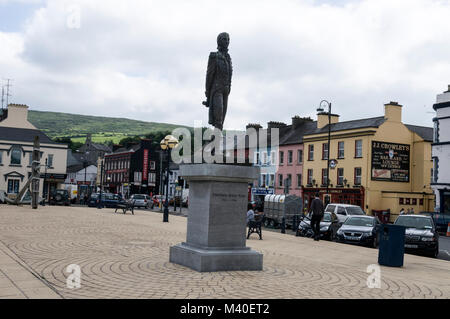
[378,224,406,267]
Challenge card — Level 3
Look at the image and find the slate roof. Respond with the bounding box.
[405,124,433,142]
[0,126,65,146]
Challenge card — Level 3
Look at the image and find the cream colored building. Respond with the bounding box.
[0,104,68,200]
[302,102,434,222]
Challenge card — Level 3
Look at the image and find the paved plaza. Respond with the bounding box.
[0,205,449,299]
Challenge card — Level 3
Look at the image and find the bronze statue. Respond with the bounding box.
[203,32,233,130]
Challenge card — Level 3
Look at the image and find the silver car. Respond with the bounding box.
[130,194,152,209]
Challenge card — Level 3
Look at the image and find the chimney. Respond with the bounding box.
[384,101,402,123]
[246,123,263,130]
[0,104,36,129]
[267,121,287,130]
[317,111,339,129]
[291,116,313,129]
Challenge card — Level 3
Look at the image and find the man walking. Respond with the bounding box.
[310,192,324,241]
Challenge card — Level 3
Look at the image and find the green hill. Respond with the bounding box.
[28,110,191,144]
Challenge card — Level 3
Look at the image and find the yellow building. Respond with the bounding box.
[302,102,434,222]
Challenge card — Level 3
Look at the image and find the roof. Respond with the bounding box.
[308,116,386,136]
[279,121,317,145]
[67,150,83,166]
[405,124,433,142]
[0,126,65,146]
[91,143,112,152]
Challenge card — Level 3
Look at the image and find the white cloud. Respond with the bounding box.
[2,0,450,130]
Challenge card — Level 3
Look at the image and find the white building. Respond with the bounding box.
[0,104,68,200]
[431,85,450,215]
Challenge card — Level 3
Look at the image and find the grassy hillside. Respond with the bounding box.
[28,110,191,144]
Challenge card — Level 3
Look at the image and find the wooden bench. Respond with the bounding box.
[115,200,135,215]
[247,214,263,240]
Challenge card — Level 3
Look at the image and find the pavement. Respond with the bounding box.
[0,205,449,299]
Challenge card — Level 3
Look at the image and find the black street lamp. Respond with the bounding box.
[317,100,332,206]
[160,135,179,223]
[42,158,48,206]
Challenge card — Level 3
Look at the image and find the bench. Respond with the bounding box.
[115,200,135,215]
[247,214,263,240]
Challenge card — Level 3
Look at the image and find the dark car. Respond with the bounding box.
[394,214,439,258]
[87,193,101,207]
[49,189,70,206]
[88,193,125,208]
[336,215,381,248]
[296,212,341,241]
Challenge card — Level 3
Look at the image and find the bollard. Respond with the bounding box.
[281,217,286,234]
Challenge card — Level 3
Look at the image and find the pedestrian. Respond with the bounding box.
[84,193,88,206]
[399,208,405,215]
[407,208,411,214]
[247,203,255,225]
[410,207,415,214]
[309,192,324,241]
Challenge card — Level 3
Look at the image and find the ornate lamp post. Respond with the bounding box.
[317,100,332,206]
[160,135,179,223]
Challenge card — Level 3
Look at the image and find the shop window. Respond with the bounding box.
[7,179,20,194]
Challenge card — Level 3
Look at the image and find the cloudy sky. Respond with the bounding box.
[1,0,449,130]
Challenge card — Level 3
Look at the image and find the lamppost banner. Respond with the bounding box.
[371,141,410,182]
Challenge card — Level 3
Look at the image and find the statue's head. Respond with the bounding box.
[217,32,230,51]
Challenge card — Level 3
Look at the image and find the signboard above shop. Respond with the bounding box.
[252,188,275,195]
[371,141,410,182]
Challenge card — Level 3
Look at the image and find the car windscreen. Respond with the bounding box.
[346,207,365,215]
[91,194,98,199]
[395,216,433,229]
[323,212,332,222]
[344,217,374,227]
[56,190,66,195]
[133,195,145,199]
[325,205,335,213]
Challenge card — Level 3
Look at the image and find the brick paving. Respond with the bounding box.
[0,205,449,299]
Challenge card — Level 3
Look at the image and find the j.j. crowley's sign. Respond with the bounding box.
[371,141,410,182]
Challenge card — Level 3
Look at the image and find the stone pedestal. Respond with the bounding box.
[170,164,263,272]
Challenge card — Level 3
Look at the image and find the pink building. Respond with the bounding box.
[275,117,316,198]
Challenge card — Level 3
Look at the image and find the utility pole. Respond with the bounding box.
[4,79,12,107]
[31,136,41,209]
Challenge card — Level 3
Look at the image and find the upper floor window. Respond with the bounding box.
[354,167,362,185]
[338,141,345,159]
[322,168,328,186]
[269,174,275,187]
[263,152,268,165]
[307,169,313,185]
[288,150,293,164]
[297,174,302,188]
[308,145,314,161]
[355,140,363,158]
[10,147,21,165]
[278,174,283,187]
[48,154,54,168]
[433,120,439,143]
[0,150,3,164]
[322,143,329,160]
[271,151,276,165]
[297,149,303,164]
[337,168,344,185]
[279,151,284,165]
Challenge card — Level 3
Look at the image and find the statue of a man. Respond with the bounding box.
[203,32,233,131]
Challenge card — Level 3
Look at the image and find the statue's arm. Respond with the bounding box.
[205,52,216,97]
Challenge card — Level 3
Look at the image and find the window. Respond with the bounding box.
[0,151,2,164]
[338,141,344,159]
[355,140,362,158]
[261,174,266,187]
[7,179,20,194]
[433,120,439,143]
[297,149,303,164]
[287,174,292,188]
[308,145,314,161]
[28,153,33,166]
[322,169,328,186]
[433,157,439,183]
[48,154,54,168]
[288,150,293,164]
[263,152,268,165]
[354,167,362,185]
[11,147,21,165]
[269,174,275,187]
[322,143,329,160]
[337,168,344,185]
[255,152,260,165]
[307,169,313,185]
[279,151,284,165]
[278,174,283,187]
[270,151,276,165]
[297,174,302,188]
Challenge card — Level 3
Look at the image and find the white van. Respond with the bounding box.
[325,203,366,224]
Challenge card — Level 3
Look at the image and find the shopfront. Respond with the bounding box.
[302,186,365,211]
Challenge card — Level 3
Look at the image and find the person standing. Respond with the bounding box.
[399,208,405,215]
[310,192,324,241]
[246,203,255,225]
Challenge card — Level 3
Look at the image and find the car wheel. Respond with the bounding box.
[269,219,276,228]
[263,219,270,228]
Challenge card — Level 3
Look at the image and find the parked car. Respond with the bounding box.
[49,189,70,206]
[336,215,381,248]
[296,211,341,240]
[420,211,450,234]
[88,193,101,207]
[325,203,366,224]
[130,194,152,209]
[394,214,439,258]
[87,193,125,208]
[182,196,189,207]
